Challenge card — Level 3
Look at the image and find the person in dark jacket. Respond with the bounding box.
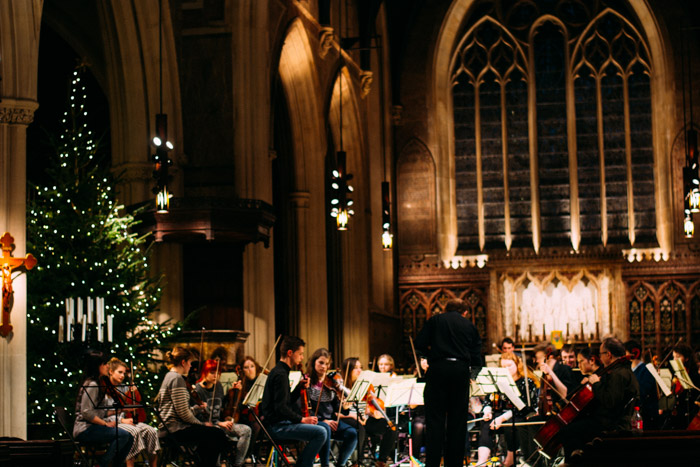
[414,299,482,467]
[558,337,640,460]
[624,339,659,429]
[260,336,329,467]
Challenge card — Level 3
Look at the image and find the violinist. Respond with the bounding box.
[624,340,659,429]
[260,336,329,467]
[668,343,700,429]
[231,356,263,460]
[73,350,134,467]
[575,346,600,379]
[534,343,575,404]
[377,354,397,377]
[414,298,482,467]
[340,357,397,467]
[195,359,252,467]
[306,348,358,467]
[105,358,160,467]
[476,352,539,467]
[557,337,639,460]
[156,346,228,466]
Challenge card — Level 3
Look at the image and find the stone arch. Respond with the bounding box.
[327,66,369,360]
[277,18,329,352]
[397,138,437,254]
[430,0,675,260]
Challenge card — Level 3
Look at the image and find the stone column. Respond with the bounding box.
[0,99,38,438]
[232,0,276,358]
[0,0,42,438]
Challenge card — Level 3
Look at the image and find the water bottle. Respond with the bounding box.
[631,406,643,433]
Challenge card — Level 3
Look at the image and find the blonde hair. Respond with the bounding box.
[377,354,395,372]
[107,357,127,373]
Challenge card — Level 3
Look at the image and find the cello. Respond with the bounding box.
[534,355,632,458]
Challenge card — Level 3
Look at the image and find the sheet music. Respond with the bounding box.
[645,363,671,397]
[347,370,376,402]
[289,371,303,392]
[670,359,698,391]
[243,373,267,407]
[385,378,425,407]
[475,367,521,396]
[496,378,525,411]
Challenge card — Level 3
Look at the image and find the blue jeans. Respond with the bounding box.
[319,420,358,466]
[76,424,134,466]
[268,420,329,467]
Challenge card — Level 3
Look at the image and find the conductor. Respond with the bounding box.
[414,298,482,467]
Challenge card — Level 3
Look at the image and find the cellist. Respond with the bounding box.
[557,337,639,460]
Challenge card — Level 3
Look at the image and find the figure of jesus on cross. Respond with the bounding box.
[0,232,37,337]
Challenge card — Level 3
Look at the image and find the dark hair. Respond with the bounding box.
[500,337,515,349]
[166,346,194,368]
[77,350,109,407]
[280,336,305,357]
[534,342,558,358]
[306,348,332,385]
[673,343,699,374]
[601,337,625,358]
[444,299,468,314]
[578,346,601,366]
[561,344,575,354]
[341,357,360,384]
[624,339,643,360]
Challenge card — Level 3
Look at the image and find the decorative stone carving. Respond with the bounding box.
[360,71,373,98]
[0,99,38,125]
[318,27,335,59]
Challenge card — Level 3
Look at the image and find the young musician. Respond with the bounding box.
[668,343,700,429]
[500,337,515,354]
[195,359,252,467]
[576,346,600,379]
[624,340,659,429]
[340,357,397,467]
[235,356,263,460]
[534,343,576,402]
[105,358,160,467]
[560,344,577,368]
[73,350,134,467]
[306,348,358,467]
[377,354,397,377]
[558,337,639,460]
[260,336,329,467]
[477,352,539,467]
[157,346,228,466]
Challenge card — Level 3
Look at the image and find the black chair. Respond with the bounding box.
[53,406,107,466]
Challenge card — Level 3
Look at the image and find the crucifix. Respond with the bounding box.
[0,232,37,337]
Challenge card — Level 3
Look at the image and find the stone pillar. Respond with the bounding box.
[232,0,276,357]
[0,0,42,438]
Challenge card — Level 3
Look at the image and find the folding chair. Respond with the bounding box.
[54,406,107,466]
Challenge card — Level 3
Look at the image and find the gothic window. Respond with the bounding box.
[628,282,656,350]
[452,1,654,253]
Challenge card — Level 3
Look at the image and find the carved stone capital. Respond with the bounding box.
[319,27,335,59]
[360,71,373,99]
[0,99,39,125]
[391,105,403,126]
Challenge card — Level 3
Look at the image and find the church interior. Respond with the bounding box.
[1,0,700,443]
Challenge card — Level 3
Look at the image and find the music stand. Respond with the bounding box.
[386,379,425,467]
[646,363,672,397]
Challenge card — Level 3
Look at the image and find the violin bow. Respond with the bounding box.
[521,344,531,407]
[209,357,221,424]
[337,360,352,424]
[528,363,568,403]
[261,334,282,372]
[409,336,422,379]
[198,327,206,378]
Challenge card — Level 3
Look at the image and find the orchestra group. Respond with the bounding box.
[72,300,700,467]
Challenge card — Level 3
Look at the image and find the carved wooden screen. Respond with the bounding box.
[627,279,700,352]
[400,285,487,358]
[452,1,655,253]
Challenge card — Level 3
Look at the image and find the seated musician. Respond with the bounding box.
[340,357,397,467]
[668,343,700,429]
[157,346,228,466]
[500,337,515,354]
[105,358,160,467]
[73,350,134,467]
[195,359,252,467]
[306,348,358,467]
[534,343,576,404]
[624,340,659,429]
[377,354,398,377]
[558,337,639,459]
[234,356,263,460]
[576,346,600,381]
[476,352,539,467]
[560,344,577,368]
[260,336,329,467]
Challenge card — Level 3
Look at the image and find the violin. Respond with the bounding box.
[299,366,311,418]
[223,365,246,422]
[364,383,396,431]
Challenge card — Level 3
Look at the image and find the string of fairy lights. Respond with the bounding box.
[26,68,179,424]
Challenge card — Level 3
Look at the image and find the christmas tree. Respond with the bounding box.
[27,66,181,426]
